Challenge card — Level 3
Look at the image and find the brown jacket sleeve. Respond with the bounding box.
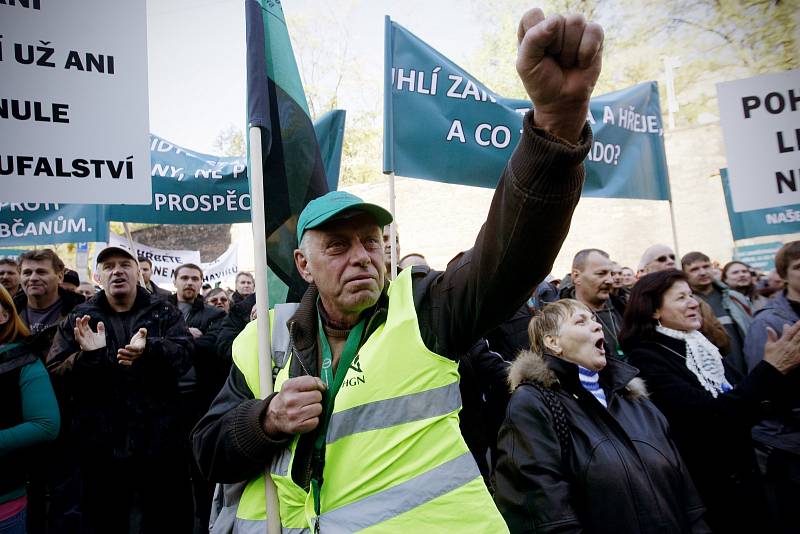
[415,110,590,356]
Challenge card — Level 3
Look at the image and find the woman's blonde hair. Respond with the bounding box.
[528,299,591,355]
[0,285,30,344]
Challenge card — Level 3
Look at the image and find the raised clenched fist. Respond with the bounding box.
[516,8,604,143]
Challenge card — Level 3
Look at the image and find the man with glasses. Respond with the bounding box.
[638,244,677,275]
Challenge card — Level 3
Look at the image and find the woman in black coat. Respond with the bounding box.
[495,299,708,533]
[620,269,800,533]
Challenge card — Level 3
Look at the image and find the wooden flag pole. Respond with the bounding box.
[248,125,281,534]
[668,200,680,258]
[388,172,398,279]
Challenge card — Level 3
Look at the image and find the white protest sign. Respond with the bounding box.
[107,233,200,286]
[717,69,800,212]
[0,0,151,204]
[201,245,239,285]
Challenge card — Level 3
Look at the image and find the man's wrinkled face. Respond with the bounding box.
[685,260,713,292]
[236,274,255,295]
[21,259,62,301]
[574,252,614,309]
[175,267,202,303]
[139,261,152,284]
[296,213,386,320]
[99,255,139,300]
[0,264,20,293]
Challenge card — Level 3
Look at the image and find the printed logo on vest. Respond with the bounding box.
[342,354,366,388]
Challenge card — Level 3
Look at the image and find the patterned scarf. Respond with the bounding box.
[656,325,733,398]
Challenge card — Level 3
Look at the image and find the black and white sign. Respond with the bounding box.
[717,69,800,212]
[0,0,151,204]
[107,233,200,286]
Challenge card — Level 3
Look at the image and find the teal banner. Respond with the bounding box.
[0,203,108,246]
[721,168,800,240]
[384,19,671,201]
[734,242,783,272]
[108,110,346,224]
[0,249,31,259]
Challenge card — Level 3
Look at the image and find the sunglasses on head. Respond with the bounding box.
[656,254,676,263]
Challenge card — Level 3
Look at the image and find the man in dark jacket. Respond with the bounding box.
[48,246,194,533]
[744,240,800,533]
[192,9,603,532]
[170,263,226,533]
[170,263,227,404]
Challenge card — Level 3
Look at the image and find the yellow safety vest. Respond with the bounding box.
[231,268,509,533]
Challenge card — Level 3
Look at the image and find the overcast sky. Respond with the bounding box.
[146,0,486,154]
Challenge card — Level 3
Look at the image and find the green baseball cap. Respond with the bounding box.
[297,191,393,243]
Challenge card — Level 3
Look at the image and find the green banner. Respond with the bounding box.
[0,203,108,246]
[108,110,345,224]
[721,168,800,240]
[384,19,671,201]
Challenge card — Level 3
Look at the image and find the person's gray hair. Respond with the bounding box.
[298,233,310,256]
[572,249,609,271]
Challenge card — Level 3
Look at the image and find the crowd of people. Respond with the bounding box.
[3,7,799,534]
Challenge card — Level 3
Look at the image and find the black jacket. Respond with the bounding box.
[495,351,708,533]
[458,338,511,484]
[626,332,793,533]
[146,279,171,301]
[170,294,227,402]
[192,112,591,487]
[47,286,193,460]
[212,292,255,368]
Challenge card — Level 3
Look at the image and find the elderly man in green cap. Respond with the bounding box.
[193,7,603,532]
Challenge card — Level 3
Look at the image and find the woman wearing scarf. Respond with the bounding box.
[0,285,60,533]
[495,299,708,533]
[620,269,800,533]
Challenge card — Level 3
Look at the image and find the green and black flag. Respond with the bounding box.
[246,0,329,302]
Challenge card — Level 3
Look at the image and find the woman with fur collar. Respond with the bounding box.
[494,299,708,533]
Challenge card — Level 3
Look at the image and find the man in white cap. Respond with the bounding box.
[48,246,195,532]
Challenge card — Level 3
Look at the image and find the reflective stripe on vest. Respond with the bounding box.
[232,268,508,533]
[233,518,310,534]
[325,381,461,444]
[317,451,479,533]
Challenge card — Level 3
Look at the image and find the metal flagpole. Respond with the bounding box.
[122,222,145,288]
[248,125,281,534]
